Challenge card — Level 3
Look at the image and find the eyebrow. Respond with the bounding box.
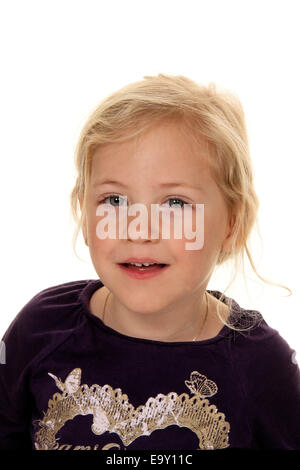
[92,179,203,190]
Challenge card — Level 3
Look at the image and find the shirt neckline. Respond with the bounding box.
[78,278,236,346]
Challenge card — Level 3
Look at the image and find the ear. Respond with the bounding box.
[82,216,88,246]
[221,213,238,254]
[79,198,88,246]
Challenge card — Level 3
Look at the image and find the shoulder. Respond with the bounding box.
[221,292,295,358]
[242,321,300,449]
[4,280,90,334]
[232,317,299,397]
[1,279,97,367]
[234,316,296,362]
[219,293,299,386]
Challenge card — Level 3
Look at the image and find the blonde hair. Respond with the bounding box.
[70,73,291,332]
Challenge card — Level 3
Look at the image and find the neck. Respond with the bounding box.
[101,290,209,342]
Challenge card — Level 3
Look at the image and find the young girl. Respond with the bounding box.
[0,74,299,451]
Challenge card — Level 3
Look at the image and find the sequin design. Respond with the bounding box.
[34,369,230,450]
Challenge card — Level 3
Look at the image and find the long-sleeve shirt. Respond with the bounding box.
[0,279,299,450]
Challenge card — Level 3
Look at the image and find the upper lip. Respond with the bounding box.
[120,258,167,264]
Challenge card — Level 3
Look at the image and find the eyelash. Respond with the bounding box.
[97,194,190,209]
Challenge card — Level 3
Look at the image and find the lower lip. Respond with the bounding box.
[118,264,169,279]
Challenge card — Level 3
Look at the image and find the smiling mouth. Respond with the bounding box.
[119,263,167,271]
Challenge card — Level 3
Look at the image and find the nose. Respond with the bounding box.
[118,202,160,243]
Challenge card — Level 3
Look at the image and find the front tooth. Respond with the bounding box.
[129,262,155,267]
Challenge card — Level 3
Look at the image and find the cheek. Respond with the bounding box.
[167,209,203,243]
[172,212,225,270]
[204,206,228,247]
[89,232,118,256]
[86,214,117,253]
[167,210,207,255]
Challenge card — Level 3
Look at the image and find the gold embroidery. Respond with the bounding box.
[102,443,121,450]
[34,368,230,450]
[185,371,218,398]
[48,368,81,394]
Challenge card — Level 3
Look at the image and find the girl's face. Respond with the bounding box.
[82,119,233,315]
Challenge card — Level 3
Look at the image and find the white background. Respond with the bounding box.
[0,0,299,357]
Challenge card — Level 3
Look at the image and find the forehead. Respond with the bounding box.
[90,120,212,180]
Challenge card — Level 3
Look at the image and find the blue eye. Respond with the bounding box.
[97,195,189,208]
[98,195,127,206]
[164,198,187,209]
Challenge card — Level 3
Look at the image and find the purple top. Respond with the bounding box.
[0,279,299,450]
